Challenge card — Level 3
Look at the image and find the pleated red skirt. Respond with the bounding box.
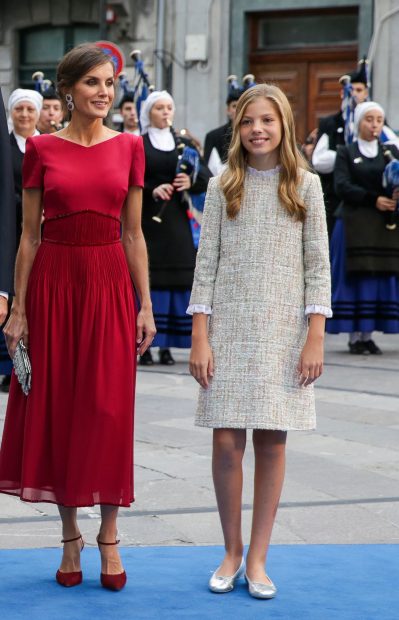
[0,211,137,506]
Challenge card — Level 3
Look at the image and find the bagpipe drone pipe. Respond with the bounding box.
[118,49,154,123]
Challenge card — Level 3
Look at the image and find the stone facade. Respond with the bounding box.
[0,0,398,142]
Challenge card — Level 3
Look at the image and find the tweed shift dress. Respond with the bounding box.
[189,167,331,430]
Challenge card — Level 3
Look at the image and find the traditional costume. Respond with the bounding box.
[312,62,399,236]
[326,102,399,351]
[140,92,210,358]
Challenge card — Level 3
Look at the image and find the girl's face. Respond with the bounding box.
[70,62,115,120]
[11,102,38,137]
[358,109,384,141]
[149,98,174,129]
[239,98,282,167]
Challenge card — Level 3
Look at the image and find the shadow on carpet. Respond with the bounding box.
[1,544,398,620]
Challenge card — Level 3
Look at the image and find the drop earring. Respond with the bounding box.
[65,94,74,112]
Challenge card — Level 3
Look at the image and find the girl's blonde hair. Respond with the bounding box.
[220,83,309,221]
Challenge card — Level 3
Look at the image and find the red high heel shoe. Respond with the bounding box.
[56,534,84,587]
[97,536,127,591]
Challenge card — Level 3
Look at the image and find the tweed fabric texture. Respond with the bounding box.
[190,169,331,430]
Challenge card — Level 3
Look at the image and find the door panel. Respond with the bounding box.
[308,61,358,133]
[250,62,307,141]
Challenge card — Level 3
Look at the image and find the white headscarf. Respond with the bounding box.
[139,90,174,134]
[8,88,42,150]
[354,101,385,137]
[8,89,43,116]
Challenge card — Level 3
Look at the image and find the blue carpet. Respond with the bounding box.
[0,545,398,620]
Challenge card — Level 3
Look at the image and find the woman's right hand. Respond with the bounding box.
[3,308,29,358]
[189,337,214,389]
[376,196,397,211]
[152,184,174,202]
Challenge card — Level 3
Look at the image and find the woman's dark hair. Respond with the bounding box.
[57,43,114,117]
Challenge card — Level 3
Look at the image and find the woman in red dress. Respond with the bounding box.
[0,44,156,590]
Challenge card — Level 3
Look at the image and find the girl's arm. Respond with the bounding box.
[121,186,156,355]
[4,188,42,356]
[190,314,214,389]
[298,314,326,387]
[298,173,331,386]
[189,177,223,388]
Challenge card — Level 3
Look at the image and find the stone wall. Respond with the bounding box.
[372,0,399,131]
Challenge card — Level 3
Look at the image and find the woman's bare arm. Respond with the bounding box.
[121,186,156,355]
[4,188,42,356]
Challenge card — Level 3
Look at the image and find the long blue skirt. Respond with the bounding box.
[326,219,399,334]
[151,289,192,349]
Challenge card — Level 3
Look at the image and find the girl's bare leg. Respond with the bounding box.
[212,428,246,575]
[57,505,81,572]
[98,505,124,575]
[246,430,287,583]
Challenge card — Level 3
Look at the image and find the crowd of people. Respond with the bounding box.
[0,42,397,600]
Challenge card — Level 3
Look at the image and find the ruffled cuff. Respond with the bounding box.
[186,304,212,316]
[305,304,332,318]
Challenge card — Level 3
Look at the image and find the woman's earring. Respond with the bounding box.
[65,94,74,112]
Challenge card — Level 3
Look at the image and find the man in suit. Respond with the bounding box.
[203,88,241,175]
[0,88,16,391]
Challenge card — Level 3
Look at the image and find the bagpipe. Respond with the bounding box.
[32,71,64,131]
[118,49,154,122]
[382,145,399,230]
[152,131,200,226]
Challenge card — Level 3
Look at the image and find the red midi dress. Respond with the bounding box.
[0,132,145,507]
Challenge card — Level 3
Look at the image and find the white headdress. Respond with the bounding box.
[139,90,174,135]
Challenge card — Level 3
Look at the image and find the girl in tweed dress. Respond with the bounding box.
[188,84,331,599]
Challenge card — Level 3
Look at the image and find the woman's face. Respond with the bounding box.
[149,98,174,129]
[11,101,38,137]
[358,109,384,141]
[239,97,282,160]
[70,62,115,120]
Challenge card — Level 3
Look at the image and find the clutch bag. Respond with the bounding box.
[13,339,32,396]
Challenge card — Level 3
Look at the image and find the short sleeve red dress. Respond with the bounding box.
[0,133,145,507]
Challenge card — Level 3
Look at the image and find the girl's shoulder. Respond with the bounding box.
[298,168,321,193]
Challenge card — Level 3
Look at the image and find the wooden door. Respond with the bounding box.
[308,61,358,134]
[247,9,358,142]
[249,62,308,141]
[249,55,357,143]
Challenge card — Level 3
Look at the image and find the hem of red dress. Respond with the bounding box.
[0,489,135,508]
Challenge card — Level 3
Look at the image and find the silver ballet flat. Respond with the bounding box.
[208,558,245,593]
[245,572,277,599]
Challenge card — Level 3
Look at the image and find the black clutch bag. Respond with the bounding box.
[13,339,32,396]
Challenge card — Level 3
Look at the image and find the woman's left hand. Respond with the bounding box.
[136,306,157,356]
[173,173,191,192]
[297,334,324,387]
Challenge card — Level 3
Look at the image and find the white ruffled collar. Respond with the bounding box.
[247,164,281,178]
[357,138,379,158]
[147,126,175,152]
